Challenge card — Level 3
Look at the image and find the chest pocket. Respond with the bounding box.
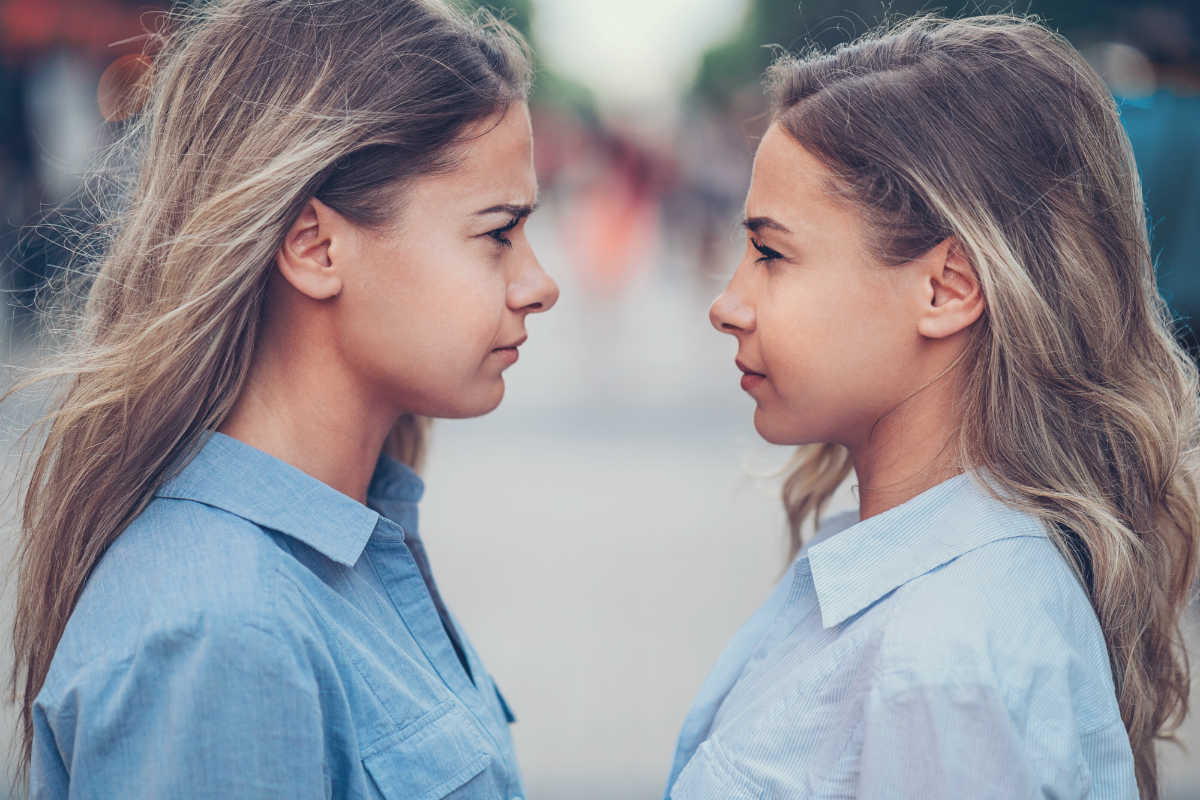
[361,702,500,800]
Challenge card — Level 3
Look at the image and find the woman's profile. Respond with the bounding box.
[10,1,556,797]
[667,15,1199,800]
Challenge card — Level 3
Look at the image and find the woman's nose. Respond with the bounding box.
[709,288,754,335]
[509,256,559,314]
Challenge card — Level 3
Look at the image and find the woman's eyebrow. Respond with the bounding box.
[742,216,792,234]
[474,202,538,219]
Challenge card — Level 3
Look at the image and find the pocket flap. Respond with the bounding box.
[362,702,491,800]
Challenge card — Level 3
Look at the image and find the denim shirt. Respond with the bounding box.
[32,431,524,800]
[665,473,1137,799]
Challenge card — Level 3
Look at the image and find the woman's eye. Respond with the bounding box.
[751,237,782,263]
[487,218,519,249]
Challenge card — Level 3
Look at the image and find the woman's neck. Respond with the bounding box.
[849,370,965,521]
[219,321,395,505]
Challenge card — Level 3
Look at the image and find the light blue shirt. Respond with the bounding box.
[665,472,1137,799]
[32,431,524,799]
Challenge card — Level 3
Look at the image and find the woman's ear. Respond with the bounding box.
[916,238,985,339]
[275,197,346,300]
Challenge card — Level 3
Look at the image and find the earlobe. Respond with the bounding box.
[275,198,345,300]
[916,240,985,339]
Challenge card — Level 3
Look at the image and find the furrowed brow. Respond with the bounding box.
[475,202,538,218]
[742,216,792,234]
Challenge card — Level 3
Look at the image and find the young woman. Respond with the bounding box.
[11,1,556,797]
[666,15,1198,800]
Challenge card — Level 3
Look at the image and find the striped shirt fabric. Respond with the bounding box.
[665,472,1138,799]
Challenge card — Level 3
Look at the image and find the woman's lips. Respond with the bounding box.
[740,372,765,391]
[492,335,526,366]
[492,346,519,365]
[736,358,766,392]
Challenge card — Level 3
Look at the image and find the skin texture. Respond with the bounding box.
[221,103,557,503]
[709,122,984,519]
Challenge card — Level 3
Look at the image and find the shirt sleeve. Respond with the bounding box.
[855,678,1091,800]
[32,612,330,800]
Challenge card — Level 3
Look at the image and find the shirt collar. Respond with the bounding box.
[806,472,1048,629]
[156,431,423,567]
[367,447,425,503]
[366,447,426,534]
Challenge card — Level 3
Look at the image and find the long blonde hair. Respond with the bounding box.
[770,15,1199,798]
[9,0,530,775]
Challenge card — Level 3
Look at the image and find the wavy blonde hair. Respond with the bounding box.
[770,15,1199,798]
[8,0,530,777]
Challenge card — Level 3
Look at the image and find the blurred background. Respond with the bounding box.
[2,0,1198,798]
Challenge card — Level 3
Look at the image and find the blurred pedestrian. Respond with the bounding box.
[1103,8,1200,361]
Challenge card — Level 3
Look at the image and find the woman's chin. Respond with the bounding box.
[752,408,817,447]
[752,409,790,445]
[425,381,505,420]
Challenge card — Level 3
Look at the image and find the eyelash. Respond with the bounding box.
[750,237,783,263]
[488,217,520,249]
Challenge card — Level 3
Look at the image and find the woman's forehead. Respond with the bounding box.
[405,104,537,213]
[746,124,837,234]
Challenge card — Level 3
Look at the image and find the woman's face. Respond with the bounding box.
[334,102,557,419]
[709,122,927,448]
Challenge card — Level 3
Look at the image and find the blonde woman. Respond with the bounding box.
[667,15,1199,800]
[10,1,557,797]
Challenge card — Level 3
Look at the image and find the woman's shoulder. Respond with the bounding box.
[875,532,1121,731]
[882,529,1097,646]
[43,495,318,700]
[93,493,288,607]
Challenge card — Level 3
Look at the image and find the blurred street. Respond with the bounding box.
[3,0,1200,797]
[4,211,1199,799]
